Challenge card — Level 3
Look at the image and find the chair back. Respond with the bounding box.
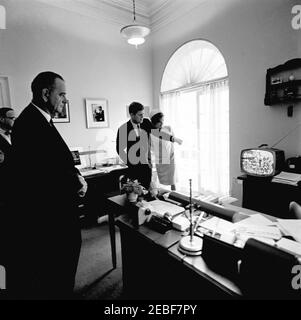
[240,238,300,299]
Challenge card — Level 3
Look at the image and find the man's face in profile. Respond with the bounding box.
[0,110,15,130]
[47,78,67,117]
[131,110,144,124]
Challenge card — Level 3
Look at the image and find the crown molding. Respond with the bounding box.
[150,0,207,32]
[35,0,149,27]
[35,0,206,31]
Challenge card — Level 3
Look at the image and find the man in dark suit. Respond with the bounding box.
[0,107,15,187]
[116,102,182,189]
[0,107,15,176]
[4,72,87,299]
[0,108,15,274]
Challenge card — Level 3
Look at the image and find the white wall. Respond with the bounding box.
[0,0,153,159]
[0,0,299,202]
[151,0,299,202]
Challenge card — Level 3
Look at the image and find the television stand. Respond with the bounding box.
[237,174,301,218]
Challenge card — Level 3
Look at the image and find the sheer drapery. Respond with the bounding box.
[160,79,229,196]
[161,40,227,93]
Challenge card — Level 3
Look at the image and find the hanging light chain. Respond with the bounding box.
[133,0,136,22]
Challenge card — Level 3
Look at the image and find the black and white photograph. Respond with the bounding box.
[0,0,301,303]
[85,98,109,128]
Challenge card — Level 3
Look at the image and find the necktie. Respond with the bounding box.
[49,119,54,127]
[137,124,141,137]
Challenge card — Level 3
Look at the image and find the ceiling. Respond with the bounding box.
[36,0,205,32]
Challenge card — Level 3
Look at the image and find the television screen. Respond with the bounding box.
[240,148,285,177]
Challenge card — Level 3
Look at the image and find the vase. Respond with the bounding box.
[127,192,138,203]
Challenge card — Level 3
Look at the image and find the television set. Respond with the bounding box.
[240,147,285,177]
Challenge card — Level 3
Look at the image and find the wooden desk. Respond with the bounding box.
[107,195,301,299]
[79,165,128,223]
[237,174,301,218]
[107,194,242,299]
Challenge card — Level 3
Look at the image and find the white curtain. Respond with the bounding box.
[160,79,229,196]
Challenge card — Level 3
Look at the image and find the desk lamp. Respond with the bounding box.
[178,179,203,256]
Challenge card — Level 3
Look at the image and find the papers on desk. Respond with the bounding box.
[233,214,281,241]
[148,199,185,218]
[277,219,301,243]
[276,238,301,256]
[81,169,104,177]
[199,216,235,234]
[272,171,301,186]
[234,214,277,227]
[234,225,282,240]
[80,165,126,177]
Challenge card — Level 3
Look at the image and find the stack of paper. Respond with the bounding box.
[272,171,301,186]
[276,238,301,256]
[277,219,301,243]
[234,214,281,240]
[199,216,235,234]
[148,199,185,218]
[234,213,277,227]
[195,193,219,203]
[234,225,282,240]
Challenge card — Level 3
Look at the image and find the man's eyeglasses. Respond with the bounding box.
[6,116,16,120]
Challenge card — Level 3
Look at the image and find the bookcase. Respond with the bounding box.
[264,58,301,116]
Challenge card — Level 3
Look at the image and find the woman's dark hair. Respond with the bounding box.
[151,112,164,126]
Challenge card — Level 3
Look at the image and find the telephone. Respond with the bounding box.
[147,215,173,234]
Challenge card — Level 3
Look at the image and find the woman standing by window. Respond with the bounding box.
[151,111,178,191]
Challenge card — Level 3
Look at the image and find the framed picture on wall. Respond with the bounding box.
[0,76,12,108]
[85,98,109,128]
[53,101,70,123]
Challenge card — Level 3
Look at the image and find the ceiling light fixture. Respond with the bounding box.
[120,0,150,48]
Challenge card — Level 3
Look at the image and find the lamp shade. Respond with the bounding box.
[120,24,150,46]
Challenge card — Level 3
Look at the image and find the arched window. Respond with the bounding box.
[160,40,229,196]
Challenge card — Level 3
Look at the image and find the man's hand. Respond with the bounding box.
[77,175,88,198]
[0,150,4,164]
[174,137,183,145]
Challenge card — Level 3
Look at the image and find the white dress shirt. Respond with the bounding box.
[31,102,52,123]
[0,127,11,145]
[130,120,141,137]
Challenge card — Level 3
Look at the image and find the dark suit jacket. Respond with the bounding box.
[0,134,11,157]
[4,103,82,298]
[0,134,12,191]
[116,118,173,188]
[116,118,173,167]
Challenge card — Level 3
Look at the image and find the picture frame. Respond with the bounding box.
[85,98,109,128]
[53,101,70,123]
[0,76,12,108]
[69,146,87,169]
